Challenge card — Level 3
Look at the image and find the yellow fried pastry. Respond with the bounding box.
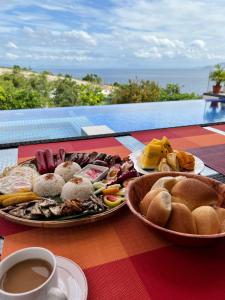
[176,151,195,171]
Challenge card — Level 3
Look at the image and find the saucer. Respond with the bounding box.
[56,256,88,300]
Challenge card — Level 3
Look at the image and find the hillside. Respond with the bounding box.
[0,67,113,94]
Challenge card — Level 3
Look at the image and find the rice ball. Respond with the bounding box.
[54,161,81,182]
[33,173,65,197]
[61,176,93,202]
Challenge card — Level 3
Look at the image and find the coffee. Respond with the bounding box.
[0,258,52,294]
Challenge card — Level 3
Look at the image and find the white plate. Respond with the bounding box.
[129,150,205,175]
[56,256,88,300]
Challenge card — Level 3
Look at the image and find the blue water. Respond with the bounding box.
[37,68,212,95]
[1,100,225,144]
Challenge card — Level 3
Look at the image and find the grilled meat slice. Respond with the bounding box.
[31,203,43,217]
[39,199,56,208]
[8,207,25,218]
[49,205,62,216]
[88,152,98,163]
[1,206,14,212]
[61,199,83,215]
[39,207,52,218]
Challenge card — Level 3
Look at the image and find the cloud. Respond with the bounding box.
[0,0,225,67]
[6,42,18,49]
[134,48,162,59]
[23,26,34,35]
[142,35,180,48]
[6,53,19,59]
[23,53,92,62]
[190,40,206,50]
[62,30,97,46]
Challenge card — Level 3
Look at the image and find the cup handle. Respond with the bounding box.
[47,287,68,300]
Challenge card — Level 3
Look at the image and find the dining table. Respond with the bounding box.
[1,125,225,300]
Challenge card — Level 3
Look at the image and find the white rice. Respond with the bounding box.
[61,176,93,201]
[33,173,65,197]
[54,161,81,181]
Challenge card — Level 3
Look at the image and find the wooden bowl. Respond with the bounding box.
[127,172,225,246]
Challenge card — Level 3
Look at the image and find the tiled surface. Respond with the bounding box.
[0,148,18,173]
[116,136,144,152]
[204,126,225,136]
[0,117,92,144]
[1,100,225,145]
[81,125,114,136]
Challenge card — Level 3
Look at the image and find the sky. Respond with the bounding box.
[0,0,225,69]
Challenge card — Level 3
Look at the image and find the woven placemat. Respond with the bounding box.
[189,144,225,176]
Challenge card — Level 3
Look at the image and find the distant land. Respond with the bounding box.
[0,66,113,95]
[45,67,212,94]
[1,64,223,94]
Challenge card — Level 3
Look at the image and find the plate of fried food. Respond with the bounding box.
[129,136,205,175]
[0,149,139,228]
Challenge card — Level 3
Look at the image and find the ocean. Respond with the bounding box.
[36,67,214,95]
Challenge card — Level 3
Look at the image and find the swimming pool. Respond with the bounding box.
[1,99,225,145]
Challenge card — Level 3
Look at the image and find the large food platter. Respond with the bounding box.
[0,151,138,228]
[129,150,205,175]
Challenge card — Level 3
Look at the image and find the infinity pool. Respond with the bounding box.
[1,99,225,145]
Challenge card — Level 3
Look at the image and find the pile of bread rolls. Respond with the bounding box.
[139,176,225,235]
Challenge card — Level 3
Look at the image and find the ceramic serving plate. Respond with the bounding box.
[129,150,205,175]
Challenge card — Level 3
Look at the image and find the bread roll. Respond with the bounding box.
[140,188,167,215]
[171,178,218,211]
[215,207,225,232]
[167,203,196,234]
[151,176,179,193]
[146,191,172,226]
[192,206,220,235]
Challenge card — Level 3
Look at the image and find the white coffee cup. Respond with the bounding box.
[0,247,68,300]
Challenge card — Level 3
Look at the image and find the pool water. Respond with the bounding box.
[0,99,225,144]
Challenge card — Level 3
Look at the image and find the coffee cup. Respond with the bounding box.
[0,247,68,300]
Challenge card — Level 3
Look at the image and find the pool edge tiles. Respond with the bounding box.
[0,117,84,144]
[0,148,18,173]
[1,99,225,144]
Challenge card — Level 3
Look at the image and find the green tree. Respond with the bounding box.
[111,80,198,104]
[52,77,79,106]
[82,73,102,84]
[42,70,53,76]
[78,84,105,105]
[12,65,21,73]
[0,86,8,109]
[111,80,161,104]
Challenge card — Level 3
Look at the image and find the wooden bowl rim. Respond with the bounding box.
[127,171,225,239]
[0,201,126,228]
